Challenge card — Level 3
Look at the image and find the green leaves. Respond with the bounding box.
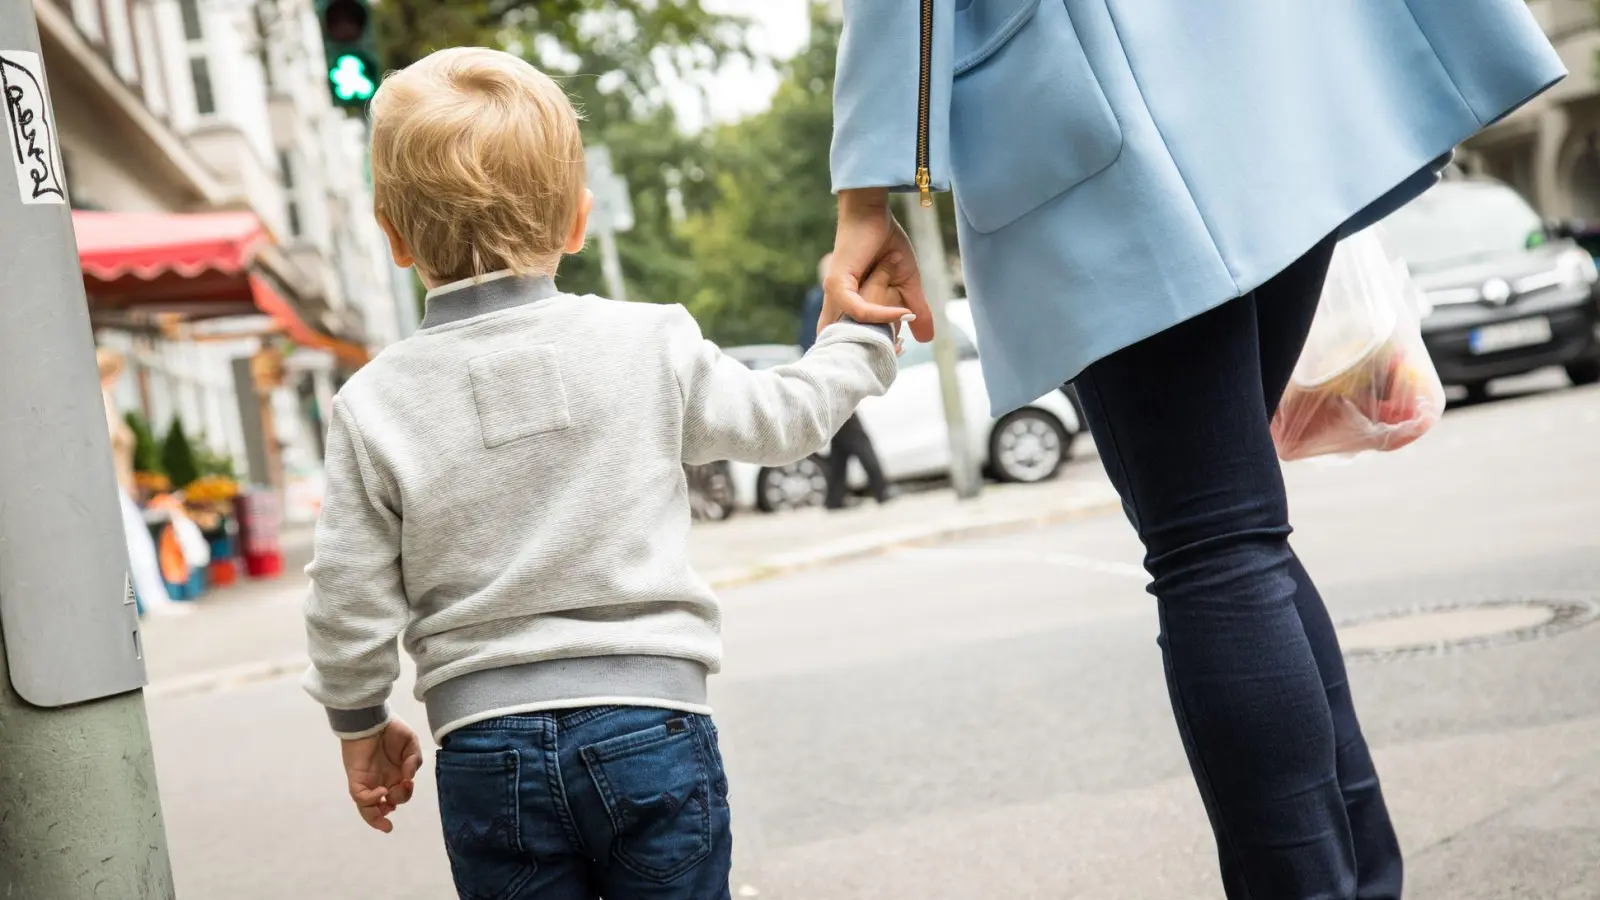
[125,411,163,475]
[161,417,200,490]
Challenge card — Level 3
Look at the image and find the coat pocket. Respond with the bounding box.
[950,0,1122,234]
[467,346,572,449]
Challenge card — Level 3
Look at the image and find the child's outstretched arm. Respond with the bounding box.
[671,272,904,466]
[302,396,420,832]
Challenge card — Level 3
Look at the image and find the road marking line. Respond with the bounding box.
[895,546,1147,580]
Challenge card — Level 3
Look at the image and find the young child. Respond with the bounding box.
[302,47,906,899]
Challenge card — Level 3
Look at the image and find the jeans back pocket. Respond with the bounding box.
[580,717,715,883]
[436,749,536,900]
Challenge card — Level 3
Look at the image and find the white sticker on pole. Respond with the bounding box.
[0,50,68,205]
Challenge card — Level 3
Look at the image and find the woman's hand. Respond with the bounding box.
[824,188,936,343]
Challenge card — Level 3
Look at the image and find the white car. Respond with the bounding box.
[724,300,1084,512]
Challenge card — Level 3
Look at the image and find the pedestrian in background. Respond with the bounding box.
[821,1,1564,897]
[800,252,892,509]
[302,48,906,900]
[98,349,174,617]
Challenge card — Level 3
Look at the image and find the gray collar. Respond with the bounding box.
[419,275,560,329]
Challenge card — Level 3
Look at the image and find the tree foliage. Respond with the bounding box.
[126,411,163,474]
[162,417,200,490]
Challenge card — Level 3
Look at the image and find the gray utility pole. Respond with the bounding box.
[585,145,634,303]
[902,194,981,500]
[0,4,176,897]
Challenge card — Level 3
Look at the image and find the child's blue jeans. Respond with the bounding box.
[435,706,732,900]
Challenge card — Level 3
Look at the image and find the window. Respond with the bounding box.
[254,5,273,91]
[189,57,215,115]
[70,0,105,43]
[1385,181,1545,274]
[105,0,138,82]
[178,0,203,41]
[279,152,302,236]
[134,4,169,116]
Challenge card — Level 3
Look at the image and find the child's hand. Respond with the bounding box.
[860,266,915,355]
[341,718,424,834]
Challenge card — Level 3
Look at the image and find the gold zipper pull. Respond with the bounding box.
[916,167,932,208]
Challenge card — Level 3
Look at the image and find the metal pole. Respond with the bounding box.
[0,4,175,896]
[902,195,981,500]
[597,225,628,303]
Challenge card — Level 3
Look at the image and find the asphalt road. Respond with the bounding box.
[147,376,1600,899]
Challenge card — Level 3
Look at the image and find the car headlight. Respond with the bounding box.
[1558,248,1599,290]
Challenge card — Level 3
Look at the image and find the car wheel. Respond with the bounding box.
[990,409,1068,483]
[1462,381,1491,404]
[755,456,829,513]
[1566,359,1600,386]
[685,461,735,522]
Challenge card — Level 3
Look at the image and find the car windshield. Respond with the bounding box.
[1383,181,1544,273]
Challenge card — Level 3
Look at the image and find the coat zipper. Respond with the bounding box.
[916,0,934,207]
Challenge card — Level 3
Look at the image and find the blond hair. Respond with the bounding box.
[370,47,586,283]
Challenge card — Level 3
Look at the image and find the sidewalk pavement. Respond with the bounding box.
[138,465,1120,697]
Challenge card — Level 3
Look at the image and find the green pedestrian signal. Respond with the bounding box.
[330,54,376,103]
[318,0,380,110]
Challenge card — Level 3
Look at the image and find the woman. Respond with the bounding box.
[822,2,1562,897]
[98,349,175,617]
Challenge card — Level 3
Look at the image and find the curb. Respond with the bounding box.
[145,494,1121,701]
[703,496,1122,591]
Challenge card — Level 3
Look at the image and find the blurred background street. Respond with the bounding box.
[140,375,1600,899]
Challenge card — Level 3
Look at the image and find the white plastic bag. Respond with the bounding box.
[1270,228,1445,460]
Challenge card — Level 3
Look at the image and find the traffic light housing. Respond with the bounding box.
[318,0,379,109]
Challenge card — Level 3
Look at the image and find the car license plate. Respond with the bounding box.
[1469,317,1553,355]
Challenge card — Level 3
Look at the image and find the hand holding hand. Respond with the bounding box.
[824,188,935,343]
[341,718,424,834]
[858,266,911,355]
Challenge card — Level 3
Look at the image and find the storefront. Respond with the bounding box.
[75,209,366,599]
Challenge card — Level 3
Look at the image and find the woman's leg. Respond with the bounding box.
[1255,263,1404,899]
[1074,242,1359,899]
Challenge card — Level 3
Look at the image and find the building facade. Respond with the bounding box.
[37,0,405,518]
[1461,0,1600,220]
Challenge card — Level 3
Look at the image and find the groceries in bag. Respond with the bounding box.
[1270,229,1446,460]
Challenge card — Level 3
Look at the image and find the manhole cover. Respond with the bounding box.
[1338,598,1600,661]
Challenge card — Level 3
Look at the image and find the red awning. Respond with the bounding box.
[73,210,265,281]
[73,210,368,367]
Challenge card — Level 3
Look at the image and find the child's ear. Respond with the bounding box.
[564,190,594,254]
[377,214,416,270]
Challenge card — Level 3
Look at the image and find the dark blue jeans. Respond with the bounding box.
[435,706,732,900]
[1074,235,1403,900]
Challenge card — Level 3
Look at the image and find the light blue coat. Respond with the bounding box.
[831,0,1566,414]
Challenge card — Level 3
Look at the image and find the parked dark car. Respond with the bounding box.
[1385,179,1600,401]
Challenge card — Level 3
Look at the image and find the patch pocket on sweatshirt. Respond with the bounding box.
[468,346,572,449]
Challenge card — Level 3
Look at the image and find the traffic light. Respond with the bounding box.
[318,0,379,109]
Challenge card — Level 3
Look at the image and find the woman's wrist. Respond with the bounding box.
[839,187,890,218]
